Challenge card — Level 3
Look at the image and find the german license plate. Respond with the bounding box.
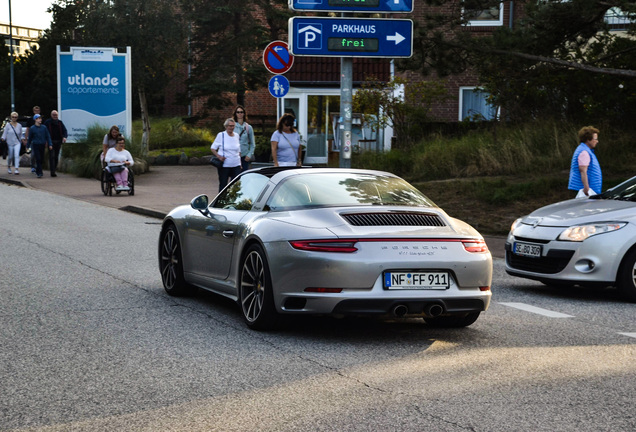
[514,241,542,258]
[384,272,449,290]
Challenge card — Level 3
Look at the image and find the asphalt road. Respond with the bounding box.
[1,183,635,431]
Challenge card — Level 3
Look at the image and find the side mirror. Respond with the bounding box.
[190,195,209,215]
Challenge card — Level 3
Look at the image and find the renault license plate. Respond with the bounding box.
[384,272,449,290]
[514,242,542,258]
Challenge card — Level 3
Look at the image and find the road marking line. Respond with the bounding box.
[499,302,574,318]
[618,333,636,339]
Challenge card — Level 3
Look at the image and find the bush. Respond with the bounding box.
[132,117,214,150]
[254,135,271,162]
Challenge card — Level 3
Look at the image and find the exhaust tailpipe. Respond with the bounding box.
[425,304,444,317]
[392,304,408,317]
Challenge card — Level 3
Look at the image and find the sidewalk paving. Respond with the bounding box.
[0,161,506,258]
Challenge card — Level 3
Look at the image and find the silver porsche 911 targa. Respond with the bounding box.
[159,167,492,330]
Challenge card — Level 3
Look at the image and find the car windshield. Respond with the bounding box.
[595,176,636,202]
[266,173,437,210]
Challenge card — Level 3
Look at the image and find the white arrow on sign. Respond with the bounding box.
[386,32,405,45]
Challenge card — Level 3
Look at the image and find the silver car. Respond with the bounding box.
[506,176,636,301]
[159,167,492,330]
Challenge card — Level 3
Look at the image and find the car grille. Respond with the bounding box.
[505,246,574,274]
[342,212,446,227]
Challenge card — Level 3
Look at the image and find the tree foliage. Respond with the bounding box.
[30,0,188,154]
[181,0,290,111]
[402,0,636,123]
[353,77,449,148]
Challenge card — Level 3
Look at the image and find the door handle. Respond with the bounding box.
[222,230,234,238]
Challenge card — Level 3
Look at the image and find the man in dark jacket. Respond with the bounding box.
[44,110,68,177]
[27,114,52,179]
[25,106,40,172]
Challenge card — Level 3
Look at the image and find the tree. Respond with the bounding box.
[35,0,188,155]
[353,77,449,148]
[402,0,636,123]
[475,1,636,122]
[181,0,290,111]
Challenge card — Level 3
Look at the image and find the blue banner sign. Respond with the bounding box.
[57,46,132,143]
[289,0,413,13]
[289,17,413,58]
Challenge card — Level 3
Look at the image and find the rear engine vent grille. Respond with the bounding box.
[342,212,446,227]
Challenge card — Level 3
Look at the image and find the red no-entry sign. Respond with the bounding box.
[263,41,294,75]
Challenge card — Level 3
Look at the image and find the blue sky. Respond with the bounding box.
[0,0,53,30]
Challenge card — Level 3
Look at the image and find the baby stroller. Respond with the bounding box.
[101,165,135,196]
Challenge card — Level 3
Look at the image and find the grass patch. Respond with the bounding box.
[416,175,631,235]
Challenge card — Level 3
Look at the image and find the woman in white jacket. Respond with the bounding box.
[105,135,134,190]
[1,112,25,175]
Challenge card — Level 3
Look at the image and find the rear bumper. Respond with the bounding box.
[330,298,487,316]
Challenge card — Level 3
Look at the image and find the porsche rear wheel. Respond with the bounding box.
[239,244,279,330]
[617,249,636,302]
[160,225,193,296]
[424,312,481,328]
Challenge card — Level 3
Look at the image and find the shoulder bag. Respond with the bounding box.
[282,132,299,164]
[210,132,224,168]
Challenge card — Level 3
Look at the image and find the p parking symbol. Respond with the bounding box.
[298,24,322,50]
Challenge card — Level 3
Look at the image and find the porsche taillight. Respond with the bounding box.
[289,240,359,253]
[462,240,489,253]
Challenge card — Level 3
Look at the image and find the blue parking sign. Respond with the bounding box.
[297,23,323,50]
[289,17,413,58]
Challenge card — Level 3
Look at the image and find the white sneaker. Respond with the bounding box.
[122,186,130,191]
[14,169,19,175]
[8,169,11,174]
[115,186,124,191]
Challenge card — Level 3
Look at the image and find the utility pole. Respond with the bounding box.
[9,0,15,111]
[339,54,352,168]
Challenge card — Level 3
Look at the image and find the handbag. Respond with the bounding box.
[210,157,223,168]
[210,132,225,168]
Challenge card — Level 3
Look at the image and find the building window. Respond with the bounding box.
[605,7,634,30]
[464,2,504,27]
[459,87,498,121]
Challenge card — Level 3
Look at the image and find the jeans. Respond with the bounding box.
[7,144,20,169]
[241,156,251,172]
[217,165,241,191]
[32,144,45,176]
[49,140,63,175]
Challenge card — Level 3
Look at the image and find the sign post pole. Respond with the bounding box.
[340,55,352,167]
[288,1,413,168]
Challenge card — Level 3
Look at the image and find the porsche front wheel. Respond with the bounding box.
[160,225,193,296]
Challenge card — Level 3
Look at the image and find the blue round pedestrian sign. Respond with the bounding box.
[268,75,289,98]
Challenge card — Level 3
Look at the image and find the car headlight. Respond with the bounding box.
[558,222,626,242]
[510,218,524,233]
